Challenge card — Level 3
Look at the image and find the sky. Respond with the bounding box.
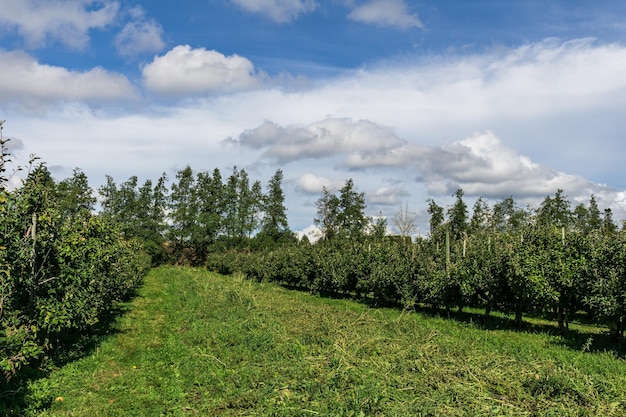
[2,0,626,236]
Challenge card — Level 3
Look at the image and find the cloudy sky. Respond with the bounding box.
[2,0,626,234]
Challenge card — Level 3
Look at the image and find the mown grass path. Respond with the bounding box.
[25,266,626,416]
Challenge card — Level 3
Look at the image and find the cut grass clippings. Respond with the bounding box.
[17,266,626,416]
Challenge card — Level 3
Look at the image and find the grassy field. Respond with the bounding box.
[13,266,626,416]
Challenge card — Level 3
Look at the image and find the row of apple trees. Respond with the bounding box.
[208,186,626,338]
[0,132,150,383]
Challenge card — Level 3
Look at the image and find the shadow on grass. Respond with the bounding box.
[276,281,626,358]
[0,301,133,417]
[409,304,626,358]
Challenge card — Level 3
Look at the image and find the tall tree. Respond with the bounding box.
[222,167,260,242]
[491,196,528,232]
[223,167,241,240]
[260,169,289,240]
[168,166,197,249]
[603,208,617,235]
[314,186,341,240]
[195,168,224,247]
[427,199,444,238]
[150,172,169,239]
[56,168,96,220]
[247,179,263,238]
[588,194,603,231]
[447,188,468,240]
[314,179,367,240]
[469,196,491,233]
[337,179,367,238]
[537,189,571,229]
[98,175,119,218]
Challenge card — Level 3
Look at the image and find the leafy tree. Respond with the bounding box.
[314,179,367,240]
[337,179,367,238]
[247,179,263,238]
[603,208,617,235]
[573,194,603,234]
[469,197,491,233]
[537,189,571,229]
[99,175,141,236]
[491,196,529,232]
[195,168,225,249]
[586,231,626,338]
[56,168,95,220]
[587,195,602,231]
[168,166,197,260]
[135,178,167,264]
[222,167,261,243]
[260,169,289,240]
[223,167,241,241]
[98,175,118,217]
[314,186,341,240]
[447,188,468,241]
[368,213,388,240]
[427,199,444,238]
[98,174,168,265]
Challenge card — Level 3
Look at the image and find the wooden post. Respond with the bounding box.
[445,229,450,275]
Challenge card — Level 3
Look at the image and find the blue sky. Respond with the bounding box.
[2,0,626,236]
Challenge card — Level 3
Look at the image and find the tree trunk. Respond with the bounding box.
[514,302,523,329]
[484,303,492,320]
[557,303,565,333]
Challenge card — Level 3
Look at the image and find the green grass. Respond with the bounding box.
[15,266,626,416]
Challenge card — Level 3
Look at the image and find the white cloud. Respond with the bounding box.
[368,186,407,205]
[5,38,626,231]
[230,0,317,23]
[348,0,424,29]
[0,49,136,106]
[239,115,616,203]
[237,117,405,163]
[115,6,165,58]
[0,0,119,49]
[295,173,343,194]
[142,45,263,95]
[294,224,323,243]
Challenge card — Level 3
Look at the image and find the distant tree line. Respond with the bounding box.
[97,165,293,266]
[212,185,626,343]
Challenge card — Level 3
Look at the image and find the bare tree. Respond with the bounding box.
[393,203,418,237]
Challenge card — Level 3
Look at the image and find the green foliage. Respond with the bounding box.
[314,179,368,240]
[585,231,626,336]
[259,169,289,240]
[219,185,626,342]
[0,145,150,387]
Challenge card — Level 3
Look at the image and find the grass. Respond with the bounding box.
[12,266,626,416]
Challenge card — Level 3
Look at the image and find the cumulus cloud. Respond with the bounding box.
[368,186,407,205]
[0,49,136,106]
[230,0,317,23]
[341,129,604,198]
[142,45,264,95]
[115,6,165,58]
[237,117,405,163]
[295,173,343,194]
[237,116,613,203]
[0,0,119,49]
[6,38,626,229]
[347,0,424,29]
